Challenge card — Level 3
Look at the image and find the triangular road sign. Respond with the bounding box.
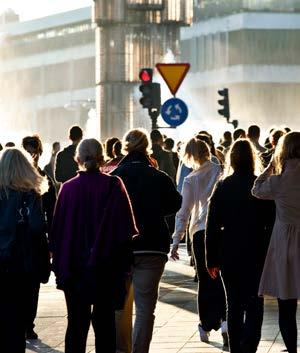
[156,63,190,96]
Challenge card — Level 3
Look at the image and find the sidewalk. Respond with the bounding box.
[26,246,299,353]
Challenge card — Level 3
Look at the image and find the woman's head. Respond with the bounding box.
[274,131,300,173]
[76,138,104,171]
[182,138,210,169]
[224,139,262,177]
[122,128,151,155]
[0,148,48,195]
[105,137,119,160]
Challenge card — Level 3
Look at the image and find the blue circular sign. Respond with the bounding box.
[161,98,188,127]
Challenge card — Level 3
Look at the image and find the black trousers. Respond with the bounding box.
[192,230,226,331]
[0,272,27,353]
[278,298,298,353]
[25,281,40,331]
[221,272,264,353]
[64,288,116,353]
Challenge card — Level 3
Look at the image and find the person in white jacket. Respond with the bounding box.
[171,137,228,346]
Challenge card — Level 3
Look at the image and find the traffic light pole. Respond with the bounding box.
[148,109,159,130]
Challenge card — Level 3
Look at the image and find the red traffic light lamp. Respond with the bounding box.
[139,68,153,83]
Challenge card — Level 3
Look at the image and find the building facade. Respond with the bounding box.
[0,7,95,143]
[180,0,300,134]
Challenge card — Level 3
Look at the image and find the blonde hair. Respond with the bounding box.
[76,138,104,171]
[273,131,300,174]
[122,128,152,155]
[182,138,210,169]
[223,139,263,179]
[0,148,48,196]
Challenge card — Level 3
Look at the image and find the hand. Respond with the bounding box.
[207,267,220,279]
[170,244,179,261]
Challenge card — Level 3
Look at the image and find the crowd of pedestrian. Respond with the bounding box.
[0,123,299,353]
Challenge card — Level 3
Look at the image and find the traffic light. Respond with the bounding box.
[139,68,161,110]
[218,88,230,120]
[231,120,238,129]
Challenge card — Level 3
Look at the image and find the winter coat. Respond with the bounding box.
[252,159,300,299]
[205,171,274,294]
[50,171,137,293]
[54,144,78,183]
[111,151,182,255]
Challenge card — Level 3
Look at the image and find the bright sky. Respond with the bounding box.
[0,0,92,21]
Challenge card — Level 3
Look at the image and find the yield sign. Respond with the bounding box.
[156,63,190,96]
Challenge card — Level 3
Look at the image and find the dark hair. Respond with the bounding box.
[0,144,3,151]
[229,139,256,174]
[52,141,60,149]
[223,131,232,141]
[105,137,119,159]
[22,135,43,155]
[248,125,260,139]
[150,129,163,143]
[164,138,174,150]
[271,129,285,146]
[5,142,15,147]
[284,127,291,133]
[113,140,122,157]
[69,125,83,142]
[233,128,246,141]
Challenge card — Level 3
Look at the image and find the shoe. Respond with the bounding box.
[26,329,38,340]
[198,324,210,343]
[221,321,228,347]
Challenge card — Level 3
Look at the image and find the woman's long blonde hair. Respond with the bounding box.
[273,131,300,174]
[182,138,211,170]
[0,148,48,196]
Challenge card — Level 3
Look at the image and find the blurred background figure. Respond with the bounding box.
[44,142,60,182]
[247,125,266,154]
[102,139,123,174]
[164,137,179,173]
[150,129,176,181]
[261,129,285,167]
[233,128,246,141]
[55,126,82,183]
[5,142,15,147]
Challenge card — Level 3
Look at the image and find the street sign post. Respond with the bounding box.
[161,98,188,127]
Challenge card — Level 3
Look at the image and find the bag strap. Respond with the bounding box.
[18,192,30,225]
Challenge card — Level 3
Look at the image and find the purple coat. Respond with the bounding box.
[50,171,137,289]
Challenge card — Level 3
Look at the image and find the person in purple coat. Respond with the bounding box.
[50,138,138,353]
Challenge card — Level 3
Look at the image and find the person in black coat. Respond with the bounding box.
[205,139,275,353]
[0,148,48,353]
[22,135,55,339]
[55,125,82,183]
[112,128,182,353]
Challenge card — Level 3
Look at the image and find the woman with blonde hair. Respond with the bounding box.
[252,131,300,353]
[112,128,181,353]
[50,138,137,353]
[206,139,274,353]
[0,148,47,353]
[171,138,227,345]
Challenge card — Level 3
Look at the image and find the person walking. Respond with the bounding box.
[50,138,137,353]
[171,138,227,345]
[55,125,83,183]
[206,139,275,353]
[22,135,55,339]
[112,128,182,353]
[252,131,300,353]
[0,148,48,353]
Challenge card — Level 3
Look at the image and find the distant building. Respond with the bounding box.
[0,7,95,143]
[180,0,300,132]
